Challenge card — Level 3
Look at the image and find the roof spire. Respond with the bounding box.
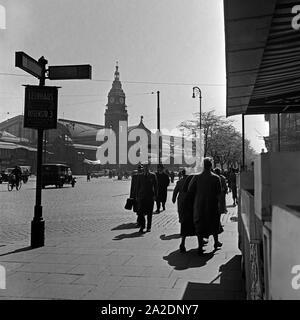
[114,61,120,80]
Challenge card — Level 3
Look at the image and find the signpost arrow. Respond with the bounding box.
[48,64,92,80]
[15,52,43,79]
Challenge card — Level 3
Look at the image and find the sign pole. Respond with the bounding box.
[31,56,47,248]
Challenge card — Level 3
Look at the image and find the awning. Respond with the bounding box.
[0,141,37,152]
[73,143,98,151]
[225,0,300,116]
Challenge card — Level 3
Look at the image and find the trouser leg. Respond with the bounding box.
[138,213,145,230]
[156,201,161,212]
[146,212,152,230]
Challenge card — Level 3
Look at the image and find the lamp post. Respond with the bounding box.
[192,86,202,131]
[192,86,202,170]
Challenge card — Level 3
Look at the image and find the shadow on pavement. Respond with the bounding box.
[163,249,214,271]
[113,231,145,240]
[0,246,33,257]
[160,234,181,240]
[111,223,138,231]
[181,255,246,300]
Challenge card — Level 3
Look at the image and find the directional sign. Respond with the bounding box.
[15,52,43,79]
[24,85,58,129]
[48,64,92,80]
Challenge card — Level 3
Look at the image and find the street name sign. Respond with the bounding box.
[24,85,58,129]
[48,64,92,80]
[15,52,43,79]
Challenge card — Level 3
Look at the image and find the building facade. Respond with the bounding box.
[0,64,192,174]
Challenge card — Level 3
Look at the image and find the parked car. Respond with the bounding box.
[20,166,31,183]
[42,164,76,188]
[90,170,106,178]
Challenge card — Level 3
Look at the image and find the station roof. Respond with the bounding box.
[224,0,300,116]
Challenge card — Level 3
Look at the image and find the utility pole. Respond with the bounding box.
[157,91,161,167]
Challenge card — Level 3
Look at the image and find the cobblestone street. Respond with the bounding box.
[0,176,179,244]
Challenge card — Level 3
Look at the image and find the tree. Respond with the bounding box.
[178,110,256,169]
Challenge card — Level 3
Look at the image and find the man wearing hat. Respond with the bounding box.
[155,164,170,213]
[129,163,143,227]
[135,163,158,232]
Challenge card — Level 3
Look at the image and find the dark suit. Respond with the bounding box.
[135,172,158,230]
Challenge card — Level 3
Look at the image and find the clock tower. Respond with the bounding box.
[104,63,128,168]
[105,63,128,130]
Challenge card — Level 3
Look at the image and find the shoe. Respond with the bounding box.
[139,228,145,233]
[214,241,223,250]
[146,228,151,232]
[179,244,186,253]
[162,206,166,211]
[155,210,160,214]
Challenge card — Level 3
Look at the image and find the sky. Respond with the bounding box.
[0,0,268,152]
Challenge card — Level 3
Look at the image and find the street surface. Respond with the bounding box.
[0,176,245,300]
[0,176,178,245]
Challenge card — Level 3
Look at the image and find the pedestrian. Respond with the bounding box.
[228,168,237,206]
[172,169,196,252]
[214,168,228,214]
[135,163,158,233]
[188,157,223,255]
[129,164,143,227]
[155,164,170,213]
[87,172,91,182]
[170,171,175,183]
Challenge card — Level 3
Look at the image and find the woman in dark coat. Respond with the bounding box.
[188,158,223,255]
[172,170,196,252]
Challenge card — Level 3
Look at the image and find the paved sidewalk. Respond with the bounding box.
[0,195,245,300]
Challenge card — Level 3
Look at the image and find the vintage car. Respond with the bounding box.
[42,164,76,188]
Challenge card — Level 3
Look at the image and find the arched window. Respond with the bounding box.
[0,4,6,29]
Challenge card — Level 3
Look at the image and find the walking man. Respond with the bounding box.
[135,163,158,233]
[188,157,223,255]
[129,164,143,227]
[214,168,228,214]
[155,164,170,213]
[228,168,238,206]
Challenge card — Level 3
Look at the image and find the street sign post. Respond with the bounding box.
[15,52,43,79]
[48,64,92,80]
[24,85,58,129]
[15,51,92,248]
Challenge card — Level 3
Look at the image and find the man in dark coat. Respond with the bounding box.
[228,168,237,206]
[135,164,158,233]
[214,168,228,214]
[130,164,143,227]
[155,164,170,213]
[188,157,223,255]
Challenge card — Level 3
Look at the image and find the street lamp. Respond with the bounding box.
[192,86,202,130]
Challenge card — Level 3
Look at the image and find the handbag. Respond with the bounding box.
[125,198,136,210]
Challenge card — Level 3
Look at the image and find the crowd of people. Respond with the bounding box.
[127,158,238,255]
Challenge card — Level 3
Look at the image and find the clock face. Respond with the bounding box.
[119,97,124,104]
[109,97,114,103]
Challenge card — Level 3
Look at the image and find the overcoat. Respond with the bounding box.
[135,172,158,215]
[188,171,222,238]
[156,172,170,203]
[172,175,196,237]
